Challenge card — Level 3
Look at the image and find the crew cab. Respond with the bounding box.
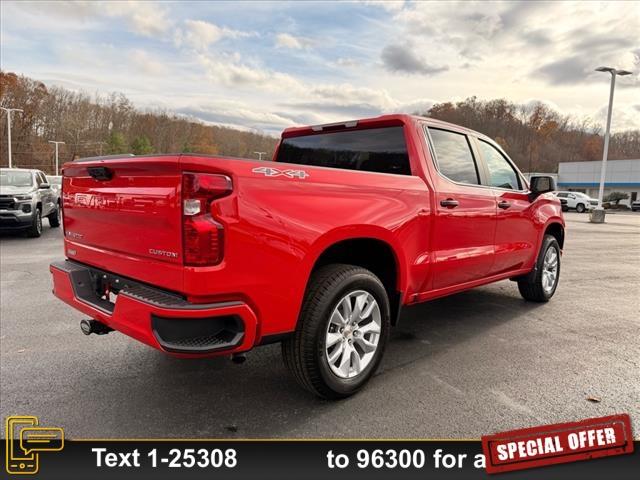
[50,115,564,398]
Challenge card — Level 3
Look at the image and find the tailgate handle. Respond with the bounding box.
[87,166,113,181]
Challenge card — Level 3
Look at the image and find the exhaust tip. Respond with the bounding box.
[80,319,113,335]
[80,319,93,335]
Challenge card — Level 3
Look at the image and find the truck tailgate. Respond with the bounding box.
[62,157,183,266]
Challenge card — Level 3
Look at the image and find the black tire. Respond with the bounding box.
[26,208,43,238]
[576,203,585,213]
[282,264,391,399]
[48,205,61,228]
[518,235,560,302]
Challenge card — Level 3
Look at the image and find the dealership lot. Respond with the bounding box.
[1,212,638,439]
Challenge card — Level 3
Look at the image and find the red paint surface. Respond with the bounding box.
[52,114,564,356]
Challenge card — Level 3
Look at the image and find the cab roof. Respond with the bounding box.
[281,113,491,141]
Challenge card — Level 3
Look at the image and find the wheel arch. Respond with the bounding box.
[543,221,565,250]
[306,232,406,325]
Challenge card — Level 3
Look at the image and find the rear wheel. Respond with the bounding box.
[48,205,61,227]
[518,235,560,302]
[26,208,42,238]
[576,203,585,213]
[282,264,391,399]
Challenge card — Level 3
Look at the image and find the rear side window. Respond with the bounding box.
[478,140,521,190]
[276,126,411,175]
[428,128,479,185]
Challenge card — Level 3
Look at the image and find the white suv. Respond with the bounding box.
[554,191,598,213]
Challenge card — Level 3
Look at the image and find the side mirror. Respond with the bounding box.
[529,176,555,200]
[39,183,51,189]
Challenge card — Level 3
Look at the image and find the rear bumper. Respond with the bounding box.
[50,260,258,358]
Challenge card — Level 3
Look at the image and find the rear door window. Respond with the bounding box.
[276,126,411,175]
[427,128,480,185]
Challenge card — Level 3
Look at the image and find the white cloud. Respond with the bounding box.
[129,49,168,75]
[275,33,312,49]
[594,104,640,132]
[335,57,359,67]
[8,0,172,38]
[361,0,406,12]
[101,1,172,38]
[179,100,297,131]
[175,20,253,51]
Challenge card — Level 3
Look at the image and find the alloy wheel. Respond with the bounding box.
[542,246,559,294]
[325,290,381,379]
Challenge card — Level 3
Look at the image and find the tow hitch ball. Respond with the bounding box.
[80,319,114,336]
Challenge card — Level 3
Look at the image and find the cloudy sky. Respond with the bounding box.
[1,1,638,134]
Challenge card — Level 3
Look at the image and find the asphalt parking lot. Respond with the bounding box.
[1,212,639,439]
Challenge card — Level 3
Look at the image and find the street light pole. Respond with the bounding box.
[590,66,633,223]
[0,107,24,168]
[48,141,66,175]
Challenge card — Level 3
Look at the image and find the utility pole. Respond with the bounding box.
[254,151,267,161]
[590,66,632,223]
[1,107,24,168]
[48,140,66,175]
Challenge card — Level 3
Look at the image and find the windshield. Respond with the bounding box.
[574,193,589,198]
[47,176,62,185]
[0,170,33,187]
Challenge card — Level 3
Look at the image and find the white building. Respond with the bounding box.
[557,159,640,207]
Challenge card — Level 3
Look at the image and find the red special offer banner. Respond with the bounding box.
[481,414,634,474]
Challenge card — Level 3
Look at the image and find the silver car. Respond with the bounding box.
[0,168,61,237]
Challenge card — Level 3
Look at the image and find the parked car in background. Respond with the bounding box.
[46,175,62,195]
[554,191,598,213]
[558,198,568,210]
[0,168,61,237]
[632,200,640,212]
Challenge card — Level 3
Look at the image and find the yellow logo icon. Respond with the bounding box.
[5,416,64,475]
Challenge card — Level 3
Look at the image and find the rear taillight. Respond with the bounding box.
[182,173,232,266]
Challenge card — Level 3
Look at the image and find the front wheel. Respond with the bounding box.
[282,264,391,399]
[26,208,42,238]
[518,235,560,302]
[576,203,585,213]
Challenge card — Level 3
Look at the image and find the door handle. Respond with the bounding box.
[498,200,512,209]
[440,198,459,208]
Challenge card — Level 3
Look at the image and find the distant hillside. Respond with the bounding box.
[0,71,278,173]
[420,97,639,173]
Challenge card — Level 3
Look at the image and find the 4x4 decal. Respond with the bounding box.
[252,166,309,179]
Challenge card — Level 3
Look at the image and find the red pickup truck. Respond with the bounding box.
[50,114,564,398]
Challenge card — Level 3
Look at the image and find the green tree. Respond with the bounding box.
[106,131,127,154]
[131,135,153,155]
[604,192,629,205]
